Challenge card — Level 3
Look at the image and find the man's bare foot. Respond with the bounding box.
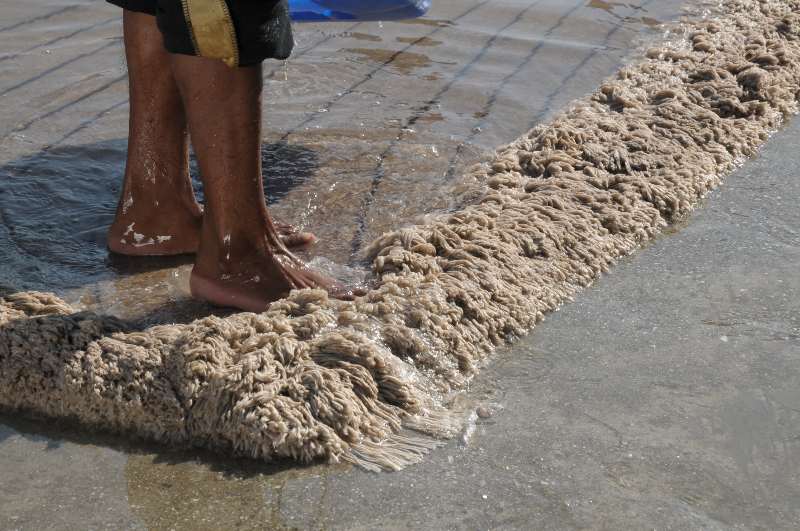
[190,238,355,312]
[165,53,354,312]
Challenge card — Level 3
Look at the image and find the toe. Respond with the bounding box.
[280,231,317,249]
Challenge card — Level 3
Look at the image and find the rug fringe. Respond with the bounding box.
[402,405,468,439]
[342,406,469,472]
[343,432,444,472]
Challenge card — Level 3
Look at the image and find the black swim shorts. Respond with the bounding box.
[107,0,294,66]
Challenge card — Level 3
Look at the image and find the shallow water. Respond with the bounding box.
[0,0,681,324]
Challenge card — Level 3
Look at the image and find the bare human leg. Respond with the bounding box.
[170,54,353,311]
[107,9,201,256]
[107,10,315,256]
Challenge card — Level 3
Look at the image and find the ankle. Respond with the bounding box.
[194,222,260,273]
[107,188,203,256]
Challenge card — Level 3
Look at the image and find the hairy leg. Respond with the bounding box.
[170,54,352,311]
[108,10,315,256]
[107,9,202,256]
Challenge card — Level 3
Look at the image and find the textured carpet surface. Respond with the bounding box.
[2,0,799,470]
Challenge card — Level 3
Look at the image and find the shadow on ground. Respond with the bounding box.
[0,139,320,292]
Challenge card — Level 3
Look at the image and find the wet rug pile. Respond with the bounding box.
[2,0,799,470]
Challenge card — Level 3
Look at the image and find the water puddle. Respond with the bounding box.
[587,0,625,13]
[396,36,442,47]
[342,47,436,74]
[346,31,382,42]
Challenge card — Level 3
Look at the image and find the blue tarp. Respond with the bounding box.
[289,0,430,22]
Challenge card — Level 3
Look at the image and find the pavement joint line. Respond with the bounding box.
[47,98,130,148]
[0,4,83,34]
[0,16,120,65]
[1,74,127,142]
[0,39,120,99]
[522,0,660,132]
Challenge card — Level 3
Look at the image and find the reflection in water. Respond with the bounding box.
[125,452,342,531]
[641,16,661,28]
[81,264,222,326]
[0,412,342,530]
[587,0,661,28]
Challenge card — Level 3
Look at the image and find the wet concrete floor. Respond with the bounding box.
[3,0,799,529]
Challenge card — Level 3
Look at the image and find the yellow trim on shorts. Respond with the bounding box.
[181,0,240,67]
